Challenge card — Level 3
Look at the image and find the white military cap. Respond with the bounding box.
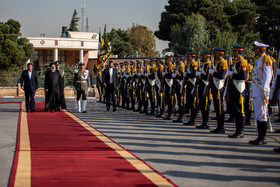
[254,41,269,48]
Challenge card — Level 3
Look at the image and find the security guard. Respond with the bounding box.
[208,47,228,133]
[162,55,174,120]
[173,54,185,123]
[73,60,90,113]
[121,62,129,108]
[96,67,102,102]
[154,58,164,117]
[196,50,213,129]
[183,52,198,126]
[244,56,254,125]
[227,45,247,138]
[249,41,273,145]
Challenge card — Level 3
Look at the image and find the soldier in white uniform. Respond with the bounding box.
[249,41,273,145]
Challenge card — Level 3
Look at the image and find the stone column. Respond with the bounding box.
[79,49,84,62]
[54,48,58,61]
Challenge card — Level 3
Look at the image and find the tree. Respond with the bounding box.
[108,28,135,58]
[108,24,158,58]
[169,14,209,54]
[68,9,80,32]
[0,19,34,72]
[252,0,280,50]
[129,24,157,57]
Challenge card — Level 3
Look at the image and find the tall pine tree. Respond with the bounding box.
[68,9,80,32]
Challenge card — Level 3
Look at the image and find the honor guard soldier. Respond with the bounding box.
[122,62,130,108]
[117,62,124,107]
[244,56,254,125]
[147,59,157,115]
[183,52,198,126]
[206,47,228,133]
[129,61,137,111]
[227,45,247,138]
[195,50,213,129]
[135,60,143,112]
[249,41,273,145]
[114,63,120,106]
[173,54,185,123]
[96,67,102,102]
[155,58,164,117]
[73,60,90,113]
[162,55,174,120]
[139,60,149,113]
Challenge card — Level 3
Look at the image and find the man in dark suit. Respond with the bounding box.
[20,63,39,112]
[102,61,119,112]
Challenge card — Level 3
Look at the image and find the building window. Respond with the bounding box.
[58,50,66,64]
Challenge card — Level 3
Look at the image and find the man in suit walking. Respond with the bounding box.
[20,63,39,112]
[103,61,119,112]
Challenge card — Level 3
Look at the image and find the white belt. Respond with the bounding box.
[77,81,86,83]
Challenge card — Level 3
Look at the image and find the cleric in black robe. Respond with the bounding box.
[55,61,66,109]
[44,62,63,112]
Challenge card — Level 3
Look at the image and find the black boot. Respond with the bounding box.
[228,117,245,138]
[249,121,267,145]
[196,111,209,129]
[183,108,196,126]
[210,114,225,133]
[173,117,183,123]
[163,114,171,120]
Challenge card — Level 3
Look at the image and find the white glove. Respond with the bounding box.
[261,91,267,101]
[88,88,90,92]
[73,88,75,91]
[172,73,176,78]
[228,71,233,76]
[195,71,201,76]
[208,69,214,74]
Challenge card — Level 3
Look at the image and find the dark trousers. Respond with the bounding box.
[25,90,35,111]
[175,86,184,119]
[105,83,116,109]
[164,84,173,116]
[147,85,155,113]
[77,90,87,101]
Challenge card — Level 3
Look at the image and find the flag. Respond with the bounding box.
[98,24,111,65]
[97,27,102,66]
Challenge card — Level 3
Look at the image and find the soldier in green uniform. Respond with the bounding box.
[73,61,90,113]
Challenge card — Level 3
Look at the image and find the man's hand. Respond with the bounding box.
[45,89,48,92]
[104,83,107,88]
[21,86,24,90]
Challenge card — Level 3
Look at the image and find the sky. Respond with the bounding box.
[0,0,169,53]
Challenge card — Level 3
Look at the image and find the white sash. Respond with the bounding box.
[233,79,246,93]
[149,79,156,86]
[252,67,263,90]
[189,78,196,86]
[165,78,173,88]
[155,73,161,88]
[213,77,225,90]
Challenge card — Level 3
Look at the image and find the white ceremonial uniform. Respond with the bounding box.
[251,53,273,122]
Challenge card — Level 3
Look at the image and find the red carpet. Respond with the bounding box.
[9,102,176,187]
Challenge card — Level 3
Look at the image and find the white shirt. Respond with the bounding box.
[28,70,32,80]
[109,68,113,84]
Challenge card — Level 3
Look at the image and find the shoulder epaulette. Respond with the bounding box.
[220,59,228,70]
[262,54,272,66]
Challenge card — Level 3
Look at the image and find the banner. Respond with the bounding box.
[98,24,111,65]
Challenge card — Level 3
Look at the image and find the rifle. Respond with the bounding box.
[203,52,215,97]
[224,48,232,100]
